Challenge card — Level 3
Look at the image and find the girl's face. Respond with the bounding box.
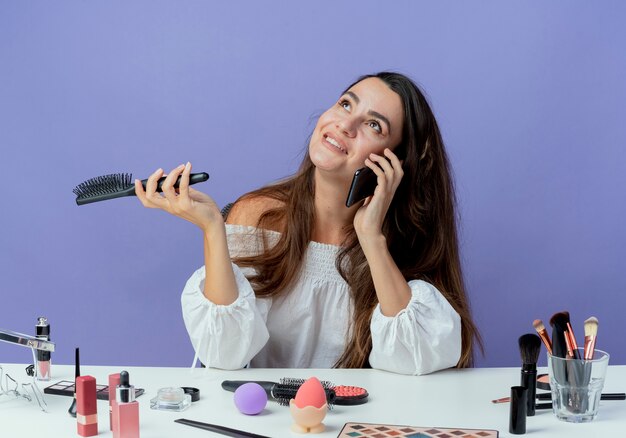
[309,77,404,178]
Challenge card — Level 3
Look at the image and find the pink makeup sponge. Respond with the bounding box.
[293,377,326,409]
[234,383,267,415]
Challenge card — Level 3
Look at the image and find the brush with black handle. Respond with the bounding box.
[550,311,591,414]
[549,311,570,359]
[518,333,542,416]
[73,171,209,205]
[549,312,574,411]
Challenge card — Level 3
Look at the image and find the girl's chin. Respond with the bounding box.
[309,154,338,171]
[311,160,345,175]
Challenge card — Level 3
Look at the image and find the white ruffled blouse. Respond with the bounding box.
[181,224,461,375]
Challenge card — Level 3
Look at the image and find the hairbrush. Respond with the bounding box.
[73,172,209,205]
[222,379,335,408]
[221,378,369,407]
[284,377,369,406]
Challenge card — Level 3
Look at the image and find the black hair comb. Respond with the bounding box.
[73,172,209,205]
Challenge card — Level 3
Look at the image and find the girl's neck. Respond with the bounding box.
[311,168,356,245]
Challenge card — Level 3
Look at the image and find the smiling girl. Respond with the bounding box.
[135,72,481,375]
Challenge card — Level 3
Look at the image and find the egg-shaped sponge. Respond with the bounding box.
[293,377,327,409]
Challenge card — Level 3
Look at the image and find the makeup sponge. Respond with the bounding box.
[233,383,267,415]
[290,377,328,433]
[293,377,327,409]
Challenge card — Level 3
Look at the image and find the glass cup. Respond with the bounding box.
[547,348,609,423]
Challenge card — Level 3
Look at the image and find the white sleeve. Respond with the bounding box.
[180,263,270,370]
[369,279,462,375]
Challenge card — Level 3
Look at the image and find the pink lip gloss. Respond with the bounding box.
[113,370,140,438]
[35,317,51,381]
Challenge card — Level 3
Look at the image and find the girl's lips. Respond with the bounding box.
[322,134,348,154]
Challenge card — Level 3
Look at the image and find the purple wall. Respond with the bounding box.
[1,1,624,369]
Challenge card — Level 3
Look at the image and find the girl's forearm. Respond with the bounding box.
[360,234,412,316]
[202,225,239,305]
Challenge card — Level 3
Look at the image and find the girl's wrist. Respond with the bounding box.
[357,232,387,253]
[201,218,226,240]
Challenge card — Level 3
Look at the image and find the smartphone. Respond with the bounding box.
[345,166,378,207]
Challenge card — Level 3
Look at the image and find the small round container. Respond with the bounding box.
[150,387,192,412]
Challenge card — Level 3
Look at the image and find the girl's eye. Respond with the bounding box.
[339,100,351,111]
[368,120,382,133]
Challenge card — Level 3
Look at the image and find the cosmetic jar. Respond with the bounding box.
[150,387,191,412]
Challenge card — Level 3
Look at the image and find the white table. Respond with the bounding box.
[0,363,624,437]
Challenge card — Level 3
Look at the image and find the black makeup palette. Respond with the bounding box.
[44,380,144,400]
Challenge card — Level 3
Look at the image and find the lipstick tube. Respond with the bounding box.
[109,373,121,432]
[35,317,51,381]
[76,375,98,437]
[113,371,140,438]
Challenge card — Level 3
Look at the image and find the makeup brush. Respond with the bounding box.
[68,347,79,417]
[532,319,552,355]
[566,321,580,359]
[584,317,599,360]
[73,171,209,205]
[518,334,541,416]
[549,311,570,359]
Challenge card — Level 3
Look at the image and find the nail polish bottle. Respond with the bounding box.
[114,370,140,438]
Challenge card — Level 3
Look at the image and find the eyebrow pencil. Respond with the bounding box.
[492,392,626,403]
[68,347,80,417]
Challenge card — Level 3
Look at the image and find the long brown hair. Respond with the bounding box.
[233,72,482,369]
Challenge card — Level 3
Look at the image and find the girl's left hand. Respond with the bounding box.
[353,148,404,242]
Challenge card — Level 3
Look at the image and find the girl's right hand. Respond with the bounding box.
[134,162,223,231]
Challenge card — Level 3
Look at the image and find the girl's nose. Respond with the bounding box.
[336,116,357,137]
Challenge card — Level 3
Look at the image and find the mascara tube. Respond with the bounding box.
[35,317,51,381]
[521,362,537,416]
